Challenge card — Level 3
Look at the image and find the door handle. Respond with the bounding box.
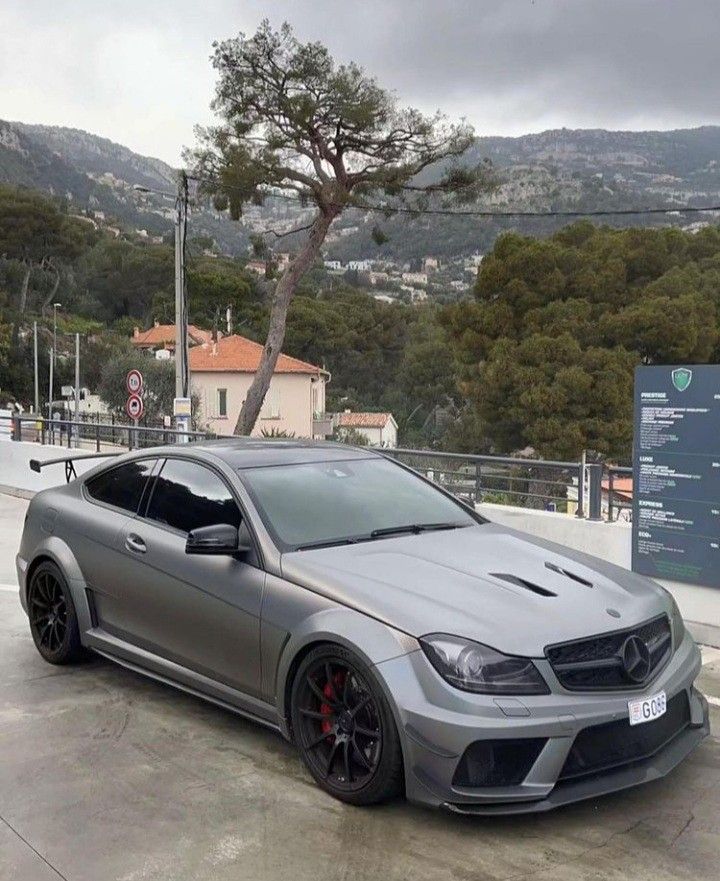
[125,534,147,554]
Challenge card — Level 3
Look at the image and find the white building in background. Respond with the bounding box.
[190,334,329,439]
[335,411,398,448]
[348,259,372,271]
[464,252,484,273]
[324,260,343,271]
[401,271,428,286]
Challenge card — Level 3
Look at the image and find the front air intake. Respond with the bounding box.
[453,738,547,788]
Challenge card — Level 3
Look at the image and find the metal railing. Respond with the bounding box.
[2,413,621,522]
[607,465,633,522]
[385,447,604,520]
[1,414,214,451]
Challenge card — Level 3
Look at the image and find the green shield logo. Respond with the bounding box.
[671,368,692,392]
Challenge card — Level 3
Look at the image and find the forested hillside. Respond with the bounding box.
[1,182,719,460]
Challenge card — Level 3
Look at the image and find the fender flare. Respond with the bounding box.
[273,606,418,740]
[26,537,94,637]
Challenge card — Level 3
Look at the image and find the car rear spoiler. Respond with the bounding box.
[29,452,120,483]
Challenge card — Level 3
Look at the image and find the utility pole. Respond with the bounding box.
[51,301,61,414]
[33,321,39,415]
[74,333,80,430]
[48,347,53,422]
[133,176,191,440]
[174,172,191,441]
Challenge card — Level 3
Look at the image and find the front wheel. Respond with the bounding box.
[27,561,84,664]
[290,644,404,805]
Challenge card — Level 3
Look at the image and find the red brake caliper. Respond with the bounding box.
[320,672,345,736]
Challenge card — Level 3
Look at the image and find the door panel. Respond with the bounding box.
[117,518,264,696]
[112,458,265,697]
[70,458,158,630]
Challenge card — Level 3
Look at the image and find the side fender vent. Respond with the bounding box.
[545,561,593,588]
[490,573,556,597]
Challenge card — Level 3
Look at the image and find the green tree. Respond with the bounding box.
[97,349,176,423]
[444,223,720,460]
[0,185,88,334]
[190,20,490,435]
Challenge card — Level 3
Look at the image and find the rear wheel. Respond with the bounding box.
[27,561,83,664]
[290,644,404,805]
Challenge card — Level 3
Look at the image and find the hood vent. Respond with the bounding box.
[490,573,556,598]
[545,561,593,588]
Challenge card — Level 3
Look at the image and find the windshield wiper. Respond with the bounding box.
[296,522,466,550]
[296,536,363,551]
[369,522,465,538]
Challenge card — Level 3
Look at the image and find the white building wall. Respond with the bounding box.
[192,371,324,438]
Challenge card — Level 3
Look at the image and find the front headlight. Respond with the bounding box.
[420,634,550,695]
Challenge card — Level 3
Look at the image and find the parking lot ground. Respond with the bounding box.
[1,494,719,881]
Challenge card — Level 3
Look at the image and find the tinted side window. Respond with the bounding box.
[86,460,156,513]
[146,459,241,533]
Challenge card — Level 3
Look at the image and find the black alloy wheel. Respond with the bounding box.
[28,561,83,664]
[291,645,403,805]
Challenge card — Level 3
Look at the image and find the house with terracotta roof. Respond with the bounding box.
[334,411,398,448]
[132,322,216,353]
[189,334,329,438]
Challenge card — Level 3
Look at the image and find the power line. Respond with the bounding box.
[187,173,720,220]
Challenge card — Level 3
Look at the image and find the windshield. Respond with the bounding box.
[239,457,478,551]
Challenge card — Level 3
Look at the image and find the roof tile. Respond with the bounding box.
[189,334,325,374]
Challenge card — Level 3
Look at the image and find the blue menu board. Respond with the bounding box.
[632,365,720,587]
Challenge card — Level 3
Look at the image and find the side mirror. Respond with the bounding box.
[185,523,250,556]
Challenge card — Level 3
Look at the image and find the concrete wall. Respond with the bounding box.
[0,439,101,496]
[478,502,720,647]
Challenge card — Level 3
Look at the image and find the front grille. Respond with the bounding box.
[546,615,672,691]
[453,738,547,788]
[559,691,690,781]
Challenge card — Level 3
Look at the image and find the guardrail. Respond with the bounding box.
[1,414,214,451]
[1,414,623,522]
[385,447,605,520]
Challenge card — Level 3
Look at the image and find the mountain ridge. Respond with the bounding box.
[2,119,720,261]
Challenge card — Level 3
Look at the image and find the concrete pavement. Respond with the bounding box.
[1,494,719,881]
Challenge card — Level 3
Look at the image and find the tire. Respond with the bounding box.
[290,643,404,806]
[27,561,84,665]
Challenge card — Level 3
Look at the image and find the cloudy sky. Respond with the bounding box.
[2,0,719,166]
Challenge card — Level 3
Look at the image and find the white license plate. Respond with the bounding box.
[628,690,666,726]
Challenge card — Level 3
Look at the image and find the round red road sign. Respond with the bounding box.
[126,369,143,395]
[125,393,144,420]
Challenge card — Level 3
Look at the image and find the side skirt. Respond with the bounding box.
[85,627,282,735]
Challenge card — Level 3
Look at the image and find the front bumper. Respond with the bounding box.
[375,632,709,812]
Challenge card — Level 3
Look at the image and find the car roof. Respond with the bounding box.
[186,438,382,468]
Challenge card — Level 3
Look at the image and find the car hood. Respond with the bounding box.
[281,523,670,657]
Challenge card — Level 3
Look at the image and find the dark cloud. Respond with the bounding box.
[2,0,719,164]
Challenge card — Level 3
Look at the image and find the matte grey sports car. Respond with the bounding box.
[17,439,709,813]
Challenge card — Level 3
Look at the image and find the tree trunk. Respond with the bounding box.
[18,264,31,315]
[41,265,61,317]
[234,208,338,435]
[10,264,32,349]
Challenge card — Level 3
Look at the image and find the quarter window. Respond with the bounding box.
[145,459,241,533]
[85,460,156,513]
